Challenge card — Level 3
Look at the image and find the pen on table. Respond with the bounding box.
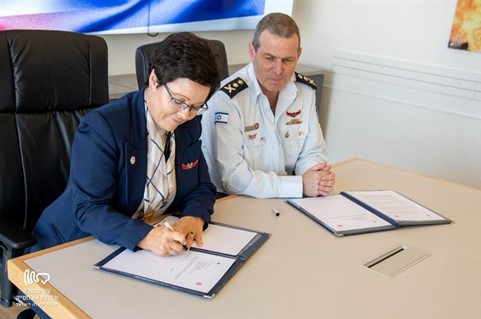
[271,207,280,216]
[163,221,189,251]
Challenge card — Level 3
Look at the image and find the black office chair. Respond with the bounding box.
[135,38,229,89]
[0,29,109,319]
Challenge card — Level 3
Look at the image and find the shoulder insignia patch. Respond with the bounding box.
[220,77,248,98]
[295,72,317,90]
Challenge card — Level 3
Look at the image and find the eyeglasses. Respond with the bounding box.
[163,84,208,116]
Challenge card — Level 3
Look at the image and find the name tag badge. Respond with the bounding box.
[244,122,259,132]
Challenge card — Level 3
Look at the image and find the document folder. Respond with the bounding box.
[287,190,452,237]
[94,221,269,298]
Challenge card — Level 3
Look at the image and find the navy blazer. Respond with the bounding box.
[30,89,216,252]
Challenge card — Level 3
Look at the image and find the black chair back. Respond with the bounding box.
[135,38,229,89]
[0,29,109,308]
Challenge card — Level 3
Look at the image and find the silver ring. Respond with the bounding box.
[169,249,175,256]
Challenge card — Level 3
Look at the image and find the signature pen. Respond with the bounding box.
[163,220,191,251]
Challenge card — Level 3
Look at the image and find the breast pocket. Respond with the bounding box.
[176,140,202,190]
[281,122,310,165]
[244,128,266,169]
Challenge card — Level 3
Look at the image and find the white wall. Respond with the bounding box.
[292,0,481,189]
[101,0,481,189]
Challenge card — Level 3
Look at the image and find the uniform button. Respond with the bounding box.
[130,156,136,165]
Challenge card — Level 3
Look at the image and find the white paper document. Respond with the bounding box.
[290,195,393,232]
[161,216,258,255]
[343,190,446,222]
[287,190,451,236]
[101,249,235,293]
[94,220,269,297]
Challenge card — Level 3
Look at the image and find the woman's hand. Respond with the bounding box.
[137,216,204,256]
[137,223,186,256]
[173,216,205,249]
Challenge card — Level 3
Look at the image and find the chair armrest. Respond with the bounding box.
[0,220,36,250]
[0,220,36,307]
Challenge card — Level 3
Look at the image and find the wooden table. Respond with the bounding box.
[8,158,481,318]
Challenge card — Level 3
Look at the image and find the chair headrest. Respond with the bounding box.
[0,29,109,113]
[135,38,228,89]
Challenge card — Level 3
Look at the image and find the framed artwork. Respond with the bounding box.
[0,0,293,34]
[448,0,481,52]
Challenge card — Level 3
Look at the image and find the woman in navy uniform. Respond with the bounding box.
[29,32,220,257]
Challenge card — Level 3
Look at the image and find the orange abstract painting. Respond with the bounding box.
[448,0,481,52]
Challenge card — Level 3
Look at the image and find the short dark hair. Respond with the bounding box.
[252,12,300,51]
[148,32,220,100]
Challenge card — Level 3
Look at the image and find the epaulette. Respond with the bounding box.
[295,72,317,90]
[220,77,248,98]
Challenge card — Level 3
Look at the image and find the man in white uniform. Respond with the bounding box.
[201,12,335,198]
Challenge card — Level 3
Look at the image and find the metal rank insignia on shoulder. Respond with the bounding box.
[221,77,248,98]
[295,72,317,90]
